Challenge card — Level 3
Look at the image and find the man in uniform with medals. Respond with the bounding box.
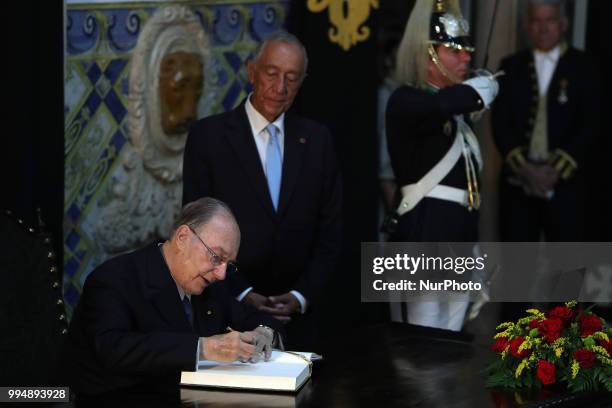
[492,0,601,242]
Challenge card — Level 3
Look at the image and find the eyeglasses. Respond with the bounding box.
[187,225,238,275]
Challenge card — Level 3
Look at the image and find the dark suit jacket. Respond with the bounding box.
[182,102,342,307]
[492,46,600,171]
[64,243,281,395]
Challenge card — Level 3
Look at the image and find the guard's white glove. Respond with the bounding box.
[463,75,499,108]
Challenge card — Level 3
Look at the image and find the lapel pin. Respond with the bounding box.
[299,137,306,144]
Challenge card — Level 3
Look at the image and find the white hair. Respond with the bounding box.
[395,0,462,88]
[527,0,566,17]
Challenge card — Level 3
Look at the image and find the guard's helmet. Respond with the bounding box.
[429,0,474,52]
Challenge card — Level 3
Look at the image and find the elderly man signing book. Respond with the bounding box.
[64,198,283,396]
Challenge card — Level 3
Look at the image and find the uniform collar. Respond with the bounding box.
[425,82,441,94]
[533,44,561,63]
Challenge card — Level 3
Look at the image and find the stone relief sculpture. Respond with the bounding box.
[93,5,210,254]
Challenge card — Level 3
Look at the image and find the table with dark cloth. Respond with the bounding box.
[58,323,610,408]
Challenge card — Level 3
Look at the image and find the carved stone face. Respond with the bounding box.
[159,51,203,135]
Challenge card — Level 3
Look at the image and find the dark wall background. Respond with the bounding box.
[585,0,610,241]
[5,1,64,265]
[287,0,380,326]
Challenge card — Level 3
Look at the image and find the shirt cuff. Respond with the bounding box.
[195,337,203,370]
[290,290,308,314]
[237,287,253,302]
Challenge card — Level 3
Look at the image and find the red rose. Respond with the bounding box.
[572,349,596,368]
[491,338,509,353]
[547,306,574,324]
[579,315,602,337]
[528,319,541,329]
[536,360,556,385]
[509,336,531,358]
[540,318,563,342]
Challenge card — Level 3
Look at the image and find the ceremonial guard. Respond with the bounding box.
[385,0,499,330]
[492,0,600,241]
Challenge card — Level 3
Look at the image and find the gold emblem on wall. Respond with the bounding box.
[307,0,379,51]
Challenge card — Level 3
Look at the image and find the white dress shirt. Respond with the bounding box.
[237,95,307,314]
[245,94,285,169]
[533,45,561,96]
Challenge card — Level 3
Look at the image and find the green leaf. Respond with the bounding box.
[583,336,596,347]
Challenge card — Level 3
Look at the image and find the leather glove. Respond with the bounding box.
[463,74,499,108]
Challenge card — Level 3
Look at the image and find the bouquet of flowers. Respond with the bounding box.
[486,301,612,392]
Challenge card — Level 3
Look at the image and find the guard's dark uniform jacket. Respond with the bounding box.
[385,83,484,241]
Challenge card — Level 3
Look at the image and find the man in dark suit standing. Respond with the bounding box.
[183,32,342,350]
[65,198,280,395]
[492,0,600,241]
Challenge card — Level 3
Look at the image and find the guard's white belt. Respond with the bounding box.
[396,130,463,216]
[424,185,469,207]
[397,184,469,216]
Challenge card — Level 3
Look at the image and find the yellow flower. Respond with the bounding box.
[591,345,610,358]
[518,337,534,353]
[554,347,563,358]
[515,358,529,378]
[552,337,567,348]
[593,331,610,343]
[494,330,511,339]
[565,300,577,309]
[525,309,545,320]
[596,355,612,366]
[496,322,514,330]
[571,359,580,379]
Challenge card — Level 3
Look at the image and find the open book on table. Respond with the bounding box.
[180,350,320,392]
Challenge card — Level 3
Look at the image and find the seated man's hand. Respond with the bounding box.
[243,326,275,363]
[200,331,256,363]
[243,291,273,310]
[259,293,301,323]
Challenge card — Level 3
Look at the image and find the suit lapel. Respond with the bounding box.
[145,245,192,332]
[225,104,276,219]
[277,113,306,218]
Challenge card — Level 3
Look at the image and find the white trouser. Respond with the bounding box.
[406,293,471,332]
